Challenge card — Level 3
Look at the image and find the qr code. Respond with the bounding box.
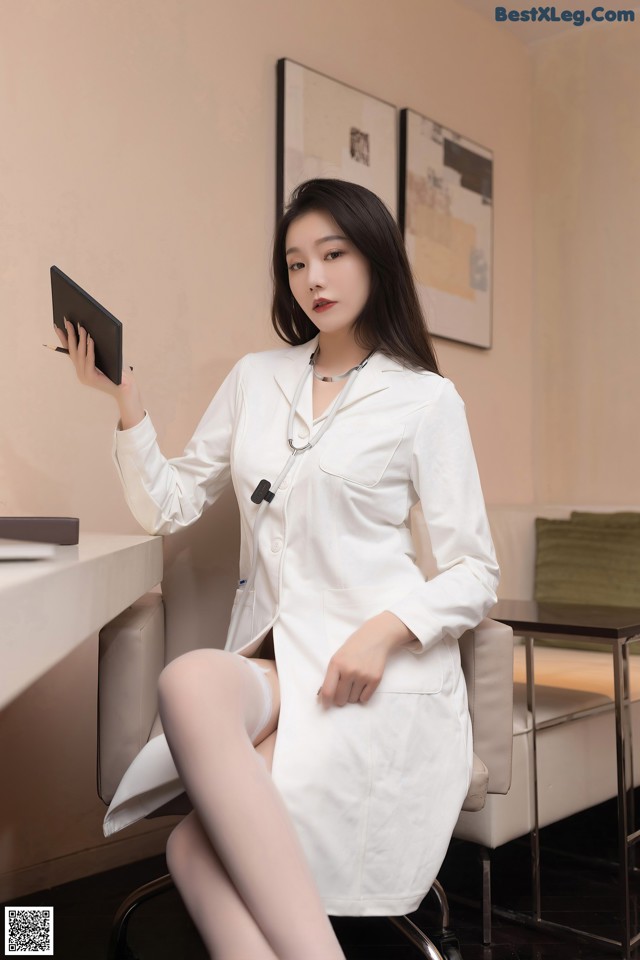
[5,907,54,955]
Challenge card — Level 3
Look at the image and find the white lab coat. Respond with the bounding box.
[103,333,499,916]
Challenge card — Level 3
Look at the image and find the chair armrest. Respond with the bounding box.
[97,593,165,804]
[459,618,514,795]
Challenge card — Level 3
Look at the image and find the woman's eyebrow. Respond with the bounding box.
[285,235,348,255]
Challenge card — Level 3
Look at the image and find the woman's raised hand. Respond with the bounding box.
[55,317,145,429]
[55,317,125,396]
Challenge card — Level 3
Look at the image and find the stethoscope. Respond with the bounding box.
[223,342,375,652]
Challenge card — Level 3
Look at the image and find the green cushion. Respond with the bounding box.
[534,516,640,654]
[535,517,640,606]
[570,510,640,527]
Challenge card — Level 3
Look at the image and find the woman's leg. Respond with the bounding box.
[158,649,345,960]
[166,809,279,960]
[166,729,281,959]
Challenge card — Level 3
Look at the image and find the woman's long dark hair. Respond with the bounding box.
[271,178,440,375]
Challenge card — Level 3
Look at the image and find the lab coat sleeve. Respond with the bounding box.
[384,377,499,654]
[110,356,246,535]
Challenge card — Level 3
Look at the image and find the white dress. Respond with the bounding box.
[103,333,499,916]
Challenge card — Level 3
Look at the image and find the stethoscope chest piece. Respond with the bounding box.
[251,479,275,504]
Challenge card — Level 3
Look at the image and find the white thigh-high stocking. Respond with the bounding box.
[166,809,279,960]
[157,649,345,960]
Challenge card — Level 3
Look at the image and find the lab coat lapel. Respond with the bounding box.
[273,337,405,431]
[272,337,317,433]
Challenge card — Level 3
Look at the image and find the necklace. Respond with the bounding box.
[310,344,375,381]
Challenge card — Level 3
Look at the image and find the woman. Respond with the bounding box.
[57,178,499,960]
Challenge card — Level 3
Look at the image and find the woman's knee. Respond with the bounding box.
[158,648,229,704]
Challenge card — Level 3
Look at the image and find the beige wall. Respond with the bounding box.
[0,0,532,897]
[532,23,640,503]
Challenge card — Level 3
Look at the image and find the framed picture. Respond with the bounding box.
[399,108,493,349]
[276,58,397,221]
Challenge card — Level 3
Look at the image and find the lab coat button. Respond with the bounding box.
[271,539,282,553]
[297,427,309,439]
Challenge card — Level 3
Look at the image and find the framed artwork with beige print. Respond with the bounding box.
[399,108,493,349]
[276,58,397,221]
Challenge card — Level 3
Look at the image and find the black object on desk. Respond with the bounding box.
[0,517,79,545]
[490,597,640,959]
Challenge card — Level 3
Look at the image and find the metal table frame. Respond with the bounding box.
[491,601,640,959]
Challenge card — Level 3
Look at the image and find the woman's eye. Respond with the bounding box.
[287,250,344,271]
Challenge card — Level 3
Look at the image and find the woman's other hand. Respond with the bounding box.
[56,317,145,429]
[317,612,414,707]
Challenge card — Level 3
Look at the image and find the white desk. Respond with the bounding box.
[0,532,163,710]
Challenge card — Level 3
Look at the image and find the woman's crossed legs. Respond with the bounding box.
[158,647,345,960]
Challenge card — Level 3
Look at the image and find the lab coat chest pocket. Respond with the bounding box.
[318,422,404,487]
[322,585,444,695]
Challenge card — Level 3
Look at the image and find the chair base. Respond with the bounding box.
[386,880,463,960]
[107,872,461,960]
[388,915,447,959]
[107,872,174,960]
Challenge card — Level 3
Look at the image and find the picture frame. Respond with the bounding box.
[276,58,397,222]
[399,108,493,349]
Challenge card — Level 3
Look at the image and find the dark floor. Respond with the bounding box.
[4,794,640,960]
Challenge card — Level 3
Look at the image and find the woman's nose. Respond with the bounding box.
[306,259,326,289]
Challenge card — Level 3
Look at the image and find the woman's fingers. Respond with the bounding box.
[318,661,368,707]
[317,664,337,708]
[86,332,100,378]
[62,318,91,363]
[334,677,361,707]
[63,317,90,383]
[358,683,376,704]
[59,315,130,397]
[74,322,88,378]
[64,318,77,362]
[87,330,94,361]
[337,677,374,705]
[86,329,107,381]
[78,323,90,380]
[347,683,366,703]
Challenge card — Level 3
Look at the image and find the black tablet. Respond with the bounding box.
[51,266,124,385]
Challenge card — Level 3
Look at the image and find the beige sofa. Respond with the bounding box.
[416,504,640,853]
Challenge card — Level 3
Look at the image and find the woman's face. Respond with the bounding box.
[285,209,371,336]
